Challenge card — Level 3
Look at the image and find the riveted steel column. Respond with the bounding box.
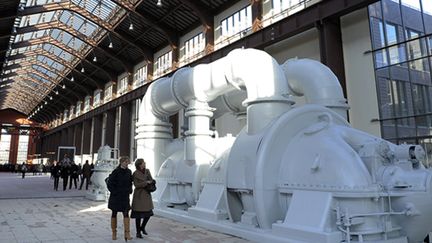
[105,109,116,148]
[82,119,92,154]
[74,123,83,155]
[119,102,132,156]
[67,126,74,147]
[92,114,103,153]
[318,18,347,98]
[60,128,68,146]
[9,132,19,164]
[55,131,61,153]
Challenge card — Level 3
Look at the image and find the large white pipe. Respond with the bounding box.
[137,49,293,174]
[280,58,349,119]
[150,49,292,131]
[136,83,173,175]
[209,90,247,120]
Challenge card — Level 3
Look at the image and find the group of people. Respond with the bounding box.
[50,156,94,191]
[19,162,46,179]
[107,156,155,241]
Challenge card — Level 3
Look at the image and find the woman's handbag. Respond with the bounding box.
[145,180,156,193]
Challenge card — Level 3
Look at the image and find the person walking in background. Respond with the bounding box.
[61,153,71,166]
[77,163,82,182]
[90,162,94,176]
[21,162,27,179]
[79,160,92,190]
[106,156,133,241]
[89,161,94,185]
[61,163,70,191]
[69,162,79,189]
[37,163,43,175]
[52,161,61,191]
[50,162,55,179]
[131,158,154,238]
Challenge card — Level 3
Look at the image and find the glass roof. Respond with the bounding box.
[2,0,128,114]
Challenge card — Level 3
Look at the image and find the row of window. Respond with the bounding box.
[374,19,432,71]
[380,78,432,128]
[47,0,317,128]
[0,128,29,164]
[390,0,432,14]
[369,0,432,142]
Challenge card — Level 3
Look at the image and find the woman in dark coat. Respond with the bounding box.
[60,163,70,191]
[52,161,61,191]
[107,156,133,241]
[131,158,154,238]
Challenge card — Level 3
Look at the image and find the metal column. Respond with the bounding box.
[82,119,92,154]
[92,114,103,153]
[119,102,131,156]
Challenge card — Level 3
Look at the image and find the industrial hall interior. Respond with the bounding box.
[1,0,432,242]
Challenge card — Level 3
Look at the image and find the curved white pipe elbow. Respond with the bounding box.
[209,90,247,120]
[142,48,292,122]
[224,49,290,104]
[281,59,349,117]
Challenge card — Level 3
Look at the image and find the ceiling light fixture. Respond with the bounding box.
[49,96,52,100]
[128,14,134,31]
[92,50,97,62]
[62,84,66,89]
[108,34,113,48]
[55,90,59,95]
[156,0,162,7]
[70,76,74,82]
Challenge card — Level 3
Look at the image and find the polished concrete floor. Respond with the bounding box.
[0,173,248,243]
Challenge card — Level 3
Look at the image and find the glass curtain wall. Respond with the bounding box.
[369,0,432,163]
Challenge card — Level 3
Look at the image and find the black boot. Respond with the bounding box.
[135,218,143,238]
[141,216,150,235]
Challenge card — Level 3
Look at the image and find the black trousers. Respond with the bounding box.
[69,177,77,189]
[79,176,90,190]
[135,217,150,233]
[53,177,59,190]
[62,177,68,190]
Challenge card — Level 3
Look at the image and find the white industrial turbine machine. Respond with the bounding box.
[135,48,432,243]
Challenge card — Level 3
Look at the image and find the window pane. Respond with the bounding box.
[407,30,425,70]
[429,37,432,55]
[379,21,386,47]
[386,23,397,44]
[402,0,421,10]
[379,78,395,122]
[375,49,388,67]
[423,0,432,14]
